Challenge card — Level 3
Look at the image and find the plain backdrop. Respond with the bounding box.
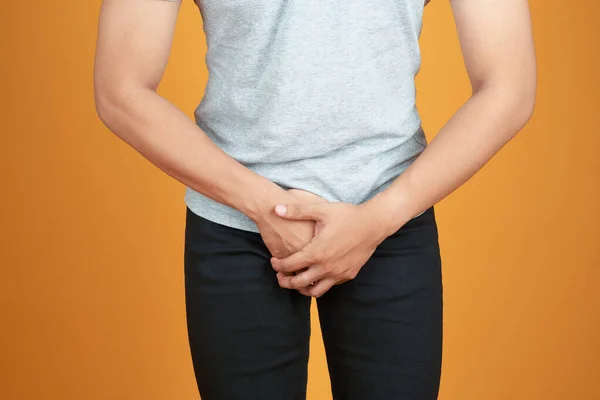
[1,1,598,399]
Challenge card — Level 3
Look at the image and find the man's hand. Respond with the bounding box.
[253,189,328,265]
[269,201,393,298]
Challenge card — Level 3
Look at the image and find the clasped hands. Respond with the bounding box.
[254,189,391,298]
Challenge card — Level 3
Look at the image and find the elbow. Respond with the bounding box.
[510,89,536,132]
[514,80,537,129]
[94,84,140,133]
[94,71,113,124]
[93,74,152,129]
[94,87,134,142]
[474,75,537,134]
[93,81,122,128]
[94,90,113,126]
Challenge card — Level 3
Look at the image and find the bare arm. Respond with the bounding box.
[93,0,287,220]
[267,0,537,297]
[365,0,537,234]
[94,0,326,257]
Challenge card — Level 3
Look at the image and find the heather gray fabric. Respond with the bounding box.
[184,0,428,233]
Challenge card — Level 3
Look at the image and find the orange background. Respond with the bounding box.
[1,1,598,399]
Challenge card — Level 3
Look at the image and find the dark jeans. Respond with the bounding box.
[183,205,443,400]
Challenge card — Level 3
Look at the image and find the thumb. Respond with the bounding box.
[274,203,326,221]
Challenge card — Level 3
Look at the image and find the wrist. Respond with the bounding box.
[360,190,413,239]
[239,180,290,223]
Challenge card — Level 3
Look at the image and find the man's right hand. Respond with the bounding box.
[253,188,328,261]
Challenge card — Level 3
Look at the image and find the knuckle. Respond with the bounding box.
[332,271,345,281]
[272,248,285,259]
[278,262,292,272]
[278,264,290,273]
[276,275,286,287]
[323,263,336,274]
[317,247,334,262]
[289,204,301,217]
[309,251,324,264]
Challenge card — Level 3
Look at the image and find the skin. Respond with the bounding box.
[94,0,327,264]
[272,0,537,297]
[94,0,535,299]
[93,0,430,266]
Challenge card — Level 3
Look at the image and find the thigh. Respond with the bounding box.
[316,206,443,400]
[183,207,312,400]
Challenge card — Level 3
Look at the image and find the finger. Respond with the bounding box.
[298,277,337,298]
[271,243,317,273]
[274,203,327,221]
[276,266,324,290]
[297,279,320,296]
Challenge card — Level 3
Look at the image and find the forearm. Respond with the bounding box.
[364,85,535,237]
[95,87,286,221]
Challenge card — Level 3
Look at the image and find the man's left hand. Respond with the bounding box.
[269,201,393,298]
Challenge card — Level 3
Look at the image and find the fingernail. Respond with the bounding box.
[275,204,286,215]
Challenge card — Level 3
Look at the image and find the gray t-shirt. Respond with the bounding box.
[184,0,428,233]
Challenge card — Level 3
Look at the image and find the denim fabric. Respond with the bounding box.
[183,205,443,400]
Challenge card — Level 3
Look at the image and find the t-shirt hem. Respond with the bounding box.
[184,190,261,233]
[184,188,426,234]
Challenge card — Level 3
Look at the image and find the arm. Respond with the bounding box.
[94,0,323,257]
[269,0,537,297]
[366,0,537,234]
[94,0,283,221]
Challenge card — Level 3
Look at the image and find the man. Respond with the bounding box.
[94,0,536,398]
